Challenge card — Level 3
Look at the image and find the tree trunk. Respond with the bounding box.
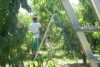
[82,52,87,64]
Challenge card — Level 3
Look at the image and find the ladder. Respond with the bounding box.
[54,15,81,67]
[61,0,100,67]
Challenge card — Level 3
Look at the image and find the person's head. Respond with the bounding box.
[33,17,37,22]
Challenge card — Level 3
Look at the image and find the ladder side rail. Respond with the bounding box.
[90,0,100,25]
[33,15,54,61]
[54,16,81,67]
[77,32,99,67]
[61,0,81,29]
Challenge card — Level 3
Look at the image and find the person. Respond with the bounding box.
[29,16,41,59]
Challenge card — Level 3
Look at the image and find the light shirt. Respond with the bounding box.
[29,22,41,38]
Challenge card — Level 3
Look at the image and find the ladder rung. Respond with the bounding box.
[89,56,100,63]
[76,27,100,32]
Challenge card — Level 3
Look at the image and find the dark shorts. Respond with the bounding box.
[32,38,39,51]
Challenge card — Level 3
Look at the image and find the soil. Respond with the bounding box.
[24,63,100,67]
[58,63,100,67]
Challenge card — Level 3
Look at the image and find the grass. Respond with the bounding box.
[27,48,84,67]
[23,42,100,67]
[25,47,100,67]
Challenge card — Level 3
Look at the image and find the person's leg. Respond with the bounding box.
[32,38,40,58]
[32,38,37,58]
[35,38,40,56]
[36,38,39,51]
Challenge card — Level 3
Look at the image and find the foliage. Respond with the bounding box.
[0,0,100,66]
[0,0,31,66]
[78,0,100,53]
[78,0,98,26]
[30,1,84,63]
[31,0,100,65]
[31,0,65,48]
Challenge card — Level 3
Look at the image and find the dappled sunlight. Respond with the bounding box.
[69,0,79,8]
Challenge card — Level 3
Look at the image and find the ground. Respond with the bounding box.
[58,63,89,67]
[24,63,100,67]
[58,63,100,67]
[24,61,100,67]
[25,50,100,67]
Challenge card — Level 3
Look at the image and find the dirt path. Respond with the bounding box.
[24,63,100,67]
[58,63,89,67]
[58,63,100,67]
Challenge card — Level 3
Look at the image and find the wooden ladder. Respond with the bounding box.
[61,0,100,67]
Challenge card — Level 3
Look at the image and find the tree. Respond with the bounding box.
[0,0,31,66]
